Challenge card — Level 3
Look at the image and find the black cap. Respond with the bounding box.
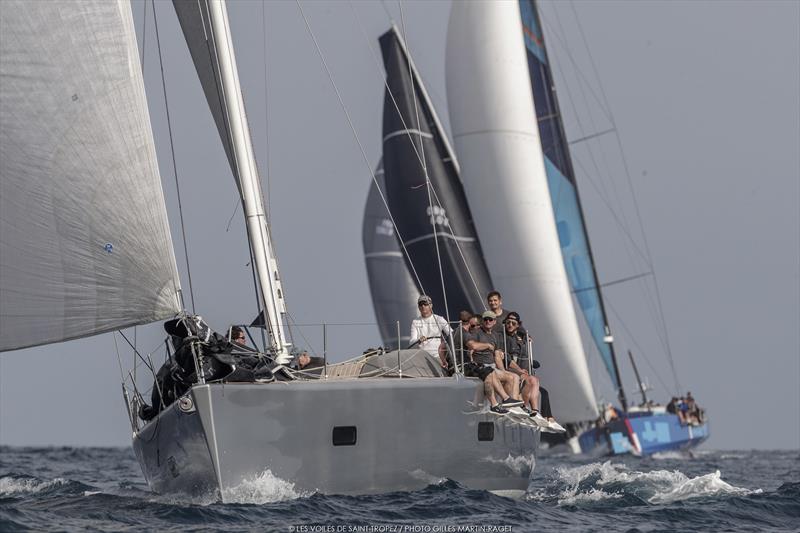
[504,311,521,324]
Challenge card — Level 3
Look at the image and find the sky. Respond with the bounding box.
[1,0,798,451]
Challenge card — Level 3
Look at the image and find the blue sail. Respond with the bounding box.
[519,0,621,394]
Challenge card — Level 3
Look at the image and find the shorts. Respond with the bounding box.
[464,362,494,381]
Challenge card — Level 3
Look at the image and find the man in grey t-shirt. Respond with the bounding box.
[466,311,522,413]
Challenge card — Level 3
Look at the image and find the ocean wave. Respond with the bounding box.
[220,470,308,504]
[648,470,759,504]
[0,475,69,496]
[552,461,758,505]
[482,454,535,476]
[651,450,691,460]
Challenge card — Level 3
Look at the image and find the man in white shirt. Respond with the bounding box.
[410,294,452,368]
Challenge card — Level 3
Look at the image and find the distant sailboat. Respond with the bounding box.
[515,0,709,455]
[0,0,540,500]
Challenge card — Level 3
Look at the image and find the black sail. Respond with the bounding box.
[380,28,493,320]
[362,162,419,347]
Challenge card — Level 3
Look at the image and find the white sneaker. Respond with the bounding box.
[508,406,527,417]
[530,413,549,428]
[545,420,566,433]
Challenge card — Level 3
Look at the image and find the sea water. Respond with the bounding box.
[0,447,797,532]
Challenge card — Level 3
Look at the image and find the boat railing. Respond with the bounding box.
[117,319,471,433]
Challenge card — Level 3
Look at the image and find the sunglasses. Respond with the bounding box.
[505,320,518,325]
[483,317,495,322]
[418,302,430,307]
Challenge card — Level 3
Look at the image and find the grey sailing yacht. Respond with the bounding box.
[0,0,538,501]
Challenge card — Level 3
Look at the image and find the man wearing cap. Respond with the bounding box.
[410,295,452,368]
[466,310,523,413]
[502,312,562,430]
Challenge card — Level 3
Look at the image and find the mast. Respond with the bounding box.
[531,0,626,411]
[627,350,648,406]
[206,0,290,363]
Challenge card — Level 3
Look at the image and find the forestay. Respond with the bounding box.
[0,0,182,352]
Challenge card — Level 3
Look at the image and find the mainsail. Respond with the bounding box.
[519,0,625,405]
[0,0,182,352]
[445,1,598,422]
[362,162,419,347]
[380,27,492,318]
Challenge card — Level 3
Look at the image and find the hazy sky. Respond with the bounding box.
[1,0,798,451]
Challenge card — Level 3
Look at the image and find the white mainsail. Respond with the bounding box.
[0,0,182,352]
[445,1,598,422]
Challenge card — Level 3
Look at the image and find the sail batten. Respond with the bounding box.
[0,0,182,352]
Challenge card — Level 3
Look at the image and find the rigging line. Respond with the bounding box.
[546,2,672,364]
[152,0,196,313]
[295,0,425,295]
[113,332,126,385]
[568,2,680,389]
[258,0,272,352]
[572,271,653,295]
[379,0,395,24]
[553,5,624,217]
[348,2,485,307]
[139,0,147,72]
[281,312,320,359]
[604,299,672,395]
[225,197,240,231]
[569,153,650,266]
[537,9,669,368]
[117,330,155,374]
[540,7,656,341]
[545,7,627,243]
[398,0,450,321]
[262,0,271,225]
[539,6,640,294]
[569,128,616,145]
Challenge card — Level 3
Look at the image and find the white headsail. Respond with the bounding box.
[445,1,598,422]
[0,0,182,352]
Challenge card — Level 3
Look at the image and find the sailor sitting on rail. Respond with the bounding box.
[501,311,560,428]
[465,311,523,414]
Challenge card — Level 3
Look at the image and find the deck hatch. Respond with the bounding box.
[478,422,494,441]
[332,426,357,446]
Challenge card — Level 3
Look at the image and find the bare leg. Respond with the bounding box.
[495,369,521,401]
[522,374,540,411]
[484,373,508,406]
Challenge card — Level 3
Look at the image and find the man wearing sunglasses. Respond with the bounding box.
[410,294,452,369]
[502,312,563,431]
[466,311,523,414]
